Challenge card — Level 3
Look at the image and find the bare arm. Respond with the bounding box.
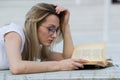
[48,24,73,60]
[4,32,59,74]
[62,24,74,59]
[5,32,87,74]
[56,6,74,59]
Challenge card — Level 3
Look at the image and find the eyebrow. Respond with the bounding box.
[49,24,59,28]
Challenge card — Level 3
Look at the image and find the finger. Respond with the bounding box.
[55,6,66,14]
[56,7,63,14]
[74,66,79,70]
[55,6,59,13]
[55,5,61,13]
[72,62,84,68]
[58,8,67,13]
[70,64,79,70]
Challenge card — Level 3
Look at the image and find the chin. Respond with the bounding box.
[43,43,51,47]
[46,45,51,47]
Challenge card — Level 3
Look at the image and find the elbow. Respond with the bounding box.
[9,63,26,74]
[10,66,21,74]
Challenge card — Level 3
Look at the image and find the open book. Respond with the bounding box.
[72,42,108,67]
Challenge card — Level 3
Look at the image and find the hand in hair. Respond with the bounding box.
[55,5,70,27]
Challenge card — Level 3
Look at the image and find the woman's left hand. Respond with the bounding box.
[55,5,70,26]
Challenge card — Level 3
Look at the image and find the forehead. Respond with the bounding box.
[43,14,60,27]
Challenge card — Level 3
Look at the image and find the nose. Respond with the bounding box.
[51,31,57,38]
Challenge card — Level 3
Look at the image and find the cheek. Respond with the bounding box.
[37,28,48,43]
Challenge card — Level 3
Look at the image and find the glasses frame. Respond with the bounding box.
[41,24,60,35]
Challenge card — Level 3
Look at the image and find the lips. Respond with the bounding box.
[48,38,55,44]
[48,40,53,44]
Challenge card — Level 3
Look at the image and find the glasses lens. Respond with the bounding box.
[48,27,59,33]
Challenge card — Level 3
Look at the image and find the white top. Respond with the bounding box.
[0,23,25,70]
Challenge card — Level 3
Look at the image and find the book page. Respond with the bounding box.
[73,47,103,61]
[72,42,105,62]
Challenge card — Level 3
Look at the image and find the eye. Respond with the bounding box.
[47,26,60,33]
[48,27,56,32]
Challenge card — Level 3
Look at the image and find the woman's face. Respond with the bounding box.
[37,14,60,46]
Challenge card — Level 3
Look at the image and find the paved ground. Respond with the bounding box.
[0,65,120,80]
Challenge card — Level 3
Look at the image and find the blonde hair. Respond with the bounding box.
[22,3,64,61]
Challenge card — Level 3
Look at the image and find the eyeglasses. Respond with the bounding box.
[47,27,60,34]
[41,25,60,34]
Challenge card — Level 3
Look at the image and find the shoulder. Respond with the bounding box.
[2,23,24,45]
[0,23,25,52]
[1,23,24,41]
[4,31,22,44]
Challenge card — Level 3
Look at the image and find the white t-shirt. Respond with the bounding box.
[0,23,25,70]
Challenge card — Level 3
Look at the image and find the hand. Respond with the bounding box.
[55,5,70,26]
[58,58,88,71]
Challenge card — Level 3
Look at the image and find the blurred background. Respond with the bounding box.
[0,0,120,64]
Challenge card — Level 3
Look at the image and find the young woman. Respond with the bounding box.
[0,3,87,74]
